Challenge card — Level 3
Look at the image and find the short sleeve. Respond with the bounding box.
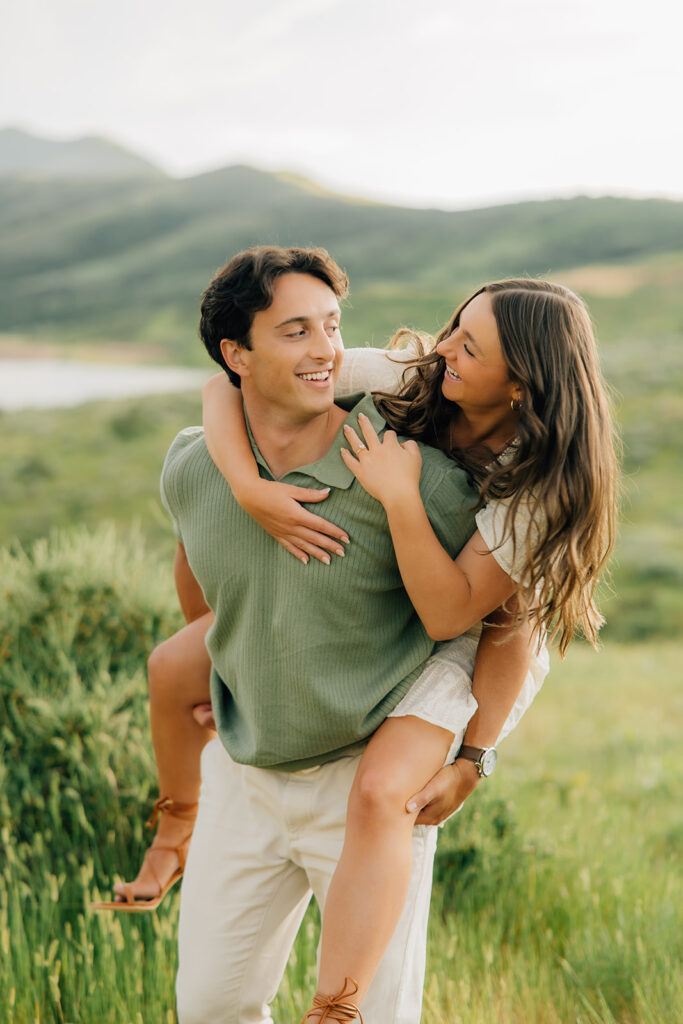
[160,478,183,541]
[475,497,541,583]
[418,455,479,560]
[336,343,420,396]
[159,426,204,542]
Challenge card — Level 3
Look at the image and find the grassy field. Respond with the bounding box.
[0,526,680,1022]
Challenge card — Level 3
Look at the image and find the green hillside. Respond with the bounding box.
[2,160,683,359]
[0,126,164,179]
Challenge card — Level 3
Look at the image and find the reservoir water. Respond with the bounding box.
[0,359,209,411]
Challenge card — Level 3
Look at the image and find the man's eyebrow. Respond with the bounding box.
[275,309,341,329]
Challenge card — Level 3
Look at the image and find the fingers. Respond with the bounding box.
[279,486,350,547]
[406,785,432,815]
[276,531,346,564]
[285,485,332,504]
[191,703,217,731]
[339,446,359,472]
[407,763,468,825]
[357,413,381,448]
[278,538,313,564]
[287,525,347,561]
[415,802,450,826]
[409,787,446,827]
[293,506,350,546]
[342,424,368,456]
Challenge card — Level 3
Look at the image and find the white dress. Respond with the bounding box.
[337,344,550,762]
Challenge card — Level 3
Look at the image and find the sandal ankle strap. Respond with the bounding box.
[302,977,363,1023]
[145,796,199,831]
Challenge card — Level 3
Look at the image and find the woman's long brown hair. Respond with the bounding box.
[374,280,620,655]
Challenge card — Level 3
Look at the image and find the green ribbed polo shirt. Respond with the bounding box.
[160,392,477,771]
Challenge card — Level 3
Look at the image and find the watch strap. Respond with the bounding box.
[459,745,487,762]
[458,744,498,778]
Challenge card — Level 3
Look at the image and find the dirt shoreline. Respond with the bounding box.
[0,335,176,365]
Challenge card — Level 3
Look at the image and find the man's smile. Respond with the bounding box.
[296,369,333,383]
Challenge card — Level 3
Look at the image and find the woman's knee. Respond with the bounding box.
[348,762,413,827]
[147,639,182,701]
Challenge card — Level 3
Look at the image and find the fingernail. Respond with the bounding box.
[359,413,367,420]
[321,487,331,493]
[340,535,349,544]
[336,549,345,557]
[406,801,418,813]
[301,556,309,565]
[322,555,330,565]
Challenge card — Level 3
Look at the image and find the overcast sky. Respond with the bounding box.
[3,0,682,209]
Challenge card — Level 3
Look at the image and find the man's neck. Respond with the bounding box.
[243,397,348,478]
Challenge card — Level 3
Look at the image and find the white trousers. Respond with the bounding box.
[176,738,438,1024]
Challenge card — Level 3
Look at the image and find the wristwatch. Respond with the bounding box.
[457,744,498,778]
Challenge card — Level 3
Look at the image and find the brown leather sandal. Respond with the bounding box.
[91,797,198,912]
[301,977,363,1023]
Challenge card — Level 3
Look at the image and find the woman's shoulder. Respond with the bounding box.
[475,488,542,582]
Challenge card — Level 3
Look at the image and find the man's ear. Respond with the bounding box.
[220,338,250,380]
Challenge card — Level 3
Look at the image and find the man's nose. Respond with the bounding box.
[310,326,337,360]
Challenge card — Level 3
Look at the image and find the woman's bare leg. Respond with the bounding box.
[113,611,214,900]
[308,716,454,1015]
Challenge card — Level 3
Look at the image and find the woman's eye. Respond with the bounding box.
[463,343,473,357]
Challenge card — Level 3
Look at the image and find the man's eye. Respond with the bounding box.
[287,330,305,338]
[327,324,340,335]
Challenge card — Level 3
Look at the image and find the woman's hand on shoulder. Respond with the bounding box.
[406,758,481,825]
[340,413,422,508]
[239,478,349,565]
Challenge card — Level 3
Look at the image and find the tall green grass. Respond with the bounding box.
[1,527,680,1022]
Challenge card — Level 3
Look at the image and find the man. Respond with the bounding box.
[161,246,478,1023]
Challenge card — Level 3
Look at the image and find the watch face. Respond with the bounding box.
[480,748,498,777]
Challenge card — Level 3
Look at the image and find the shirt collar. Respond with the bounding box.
[246,392,387,490]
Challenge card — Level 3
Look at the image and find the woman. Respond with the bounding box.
[97,279,618,1024]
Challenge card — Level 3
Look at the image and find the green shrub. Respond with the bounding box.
[0,524,182,873]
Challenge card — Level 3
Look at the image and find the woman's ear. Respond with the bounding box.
[220,338,250,380]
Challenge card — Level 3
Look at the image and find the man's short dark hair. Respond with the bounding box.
[199,246,349,386]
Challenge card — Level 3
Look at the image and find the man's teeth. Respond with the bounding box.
[298,371,330,381]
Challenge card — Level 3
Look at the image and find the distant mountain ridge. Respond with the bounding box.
[1,128,682,357]
[0,127,165,180]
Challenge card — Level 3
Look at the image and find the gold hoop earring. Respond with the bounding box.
[511,397,522,412]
